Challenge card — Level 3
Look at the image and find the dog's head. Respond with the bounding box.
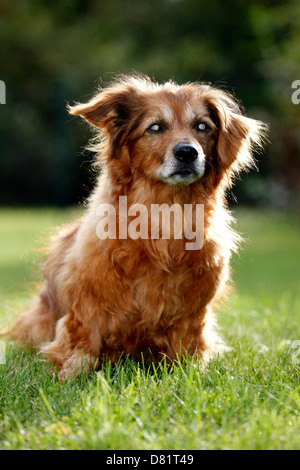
[69,75,267,191]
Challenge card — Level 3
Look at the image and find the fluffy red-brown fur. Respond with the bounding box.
[3,75,266,380]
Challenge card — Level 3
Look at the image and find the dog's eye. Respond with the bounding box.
[147,122,165,133]
[195,121,211,132]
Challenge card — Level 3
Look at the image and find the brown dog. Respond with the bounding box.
[6,75,266,380]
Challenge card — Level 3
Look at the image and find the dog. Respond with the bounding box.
[5,74,266,380]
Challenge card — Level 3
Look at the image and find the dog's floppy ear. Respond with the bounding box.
[68,81,138,131]
[205,89,268,175]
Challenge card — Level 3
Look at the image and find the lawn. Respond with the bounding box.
[0,207,299,450]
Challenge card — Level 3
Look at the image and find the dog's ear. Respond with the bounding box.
[68,82,139,132]
[205,89,268,175]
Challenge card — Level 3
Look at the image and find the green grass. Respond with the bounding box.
[0,207,299,450]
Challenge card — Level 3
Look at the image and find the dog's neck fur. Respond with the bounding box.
[84,164,237,271]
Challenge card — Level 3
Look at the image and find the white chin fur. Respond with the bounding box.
[159,173,203,185]
[156,153,205,185]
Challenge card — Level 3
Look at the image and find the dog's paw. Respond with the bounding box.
[58,353,94,381]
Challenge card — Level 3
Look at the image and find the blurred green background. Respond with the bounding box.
[0,0,299,208]
[0,4,300,449]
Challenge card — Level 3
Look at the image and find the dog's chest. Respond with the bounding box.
[126,240,222,321]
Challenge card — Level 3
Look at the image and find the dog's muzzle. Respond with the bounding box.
[156,141,205,184]
[169,142,201,180]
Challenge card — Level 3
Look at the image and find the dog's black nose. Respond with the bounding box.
[173,143,198,163]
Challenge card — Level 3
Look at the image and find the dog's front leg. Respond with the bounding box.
[40,311,101,381]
